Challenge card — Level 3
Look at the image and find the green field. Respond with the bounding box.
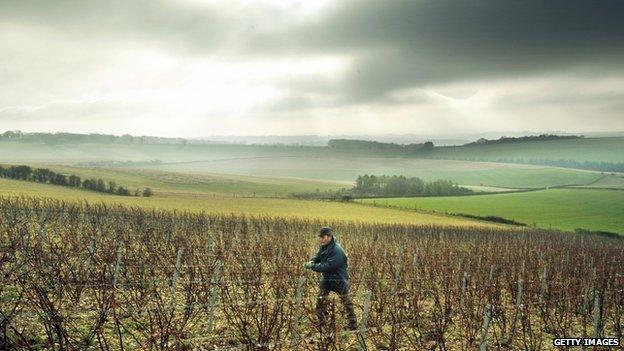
[1,141,620,234]
[0,176,499,228]
[573,174,624,189]
[426,137,624,163]
[360,189,624,233]
[0,141,403,163]
[0,141,603,189]
[27,164,348,197]
[147,157,601,188]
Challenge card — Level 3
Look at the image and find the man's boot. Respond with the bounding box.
[345,320,358,331]
[316,292,329,329]
[339,292,358,331]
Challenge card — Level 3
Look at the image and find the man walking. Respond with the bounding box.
[303,227,358,331]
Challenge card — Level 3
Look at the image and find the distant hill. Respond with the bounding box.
[464,134,583,146]
[328,139,425,151]
[418,136,624,171]
[0,130,467,146]
[0,130,190,145]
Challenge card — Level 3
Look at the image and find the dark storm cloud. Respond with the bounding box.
[2,0,624,129]
[4,1,622,91]
[258,0,624,105]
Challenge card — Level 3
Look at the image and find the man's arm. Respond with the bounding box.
[311,250,345,273]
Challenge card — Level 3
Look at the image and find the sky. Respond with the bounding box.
[1,0,623,137]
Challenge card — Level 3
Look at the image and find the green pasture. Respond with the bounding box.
[148,158,600,189]
[573,174,624,189]
[29,165,348,197]
[360,189,624,234]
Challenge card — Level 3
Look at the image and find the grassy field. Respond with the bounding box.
[26,164,349,197]
[461,185,518,193]
[573,174,624,189]
[425,137,624,163]
[0,141,404,163]
[0,141,603,189]
[1,142,619,234]
[360,188,624,233]
[0,177,500,227]
[147,157,601,188]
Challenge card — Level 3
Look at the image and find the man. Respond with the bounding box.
[303,227,358,331]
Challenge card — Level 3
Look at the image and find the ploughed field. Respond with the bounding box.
[1,197,622,350]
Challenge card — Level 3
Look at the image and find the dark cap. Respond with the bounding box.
[318,227,333,237]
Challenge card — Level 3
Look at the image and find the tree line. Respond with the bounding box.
[328,139,425,151]
[464,134,582,146]
[0,164,153,197]
[292,174,472,200]
[353,174,472,197]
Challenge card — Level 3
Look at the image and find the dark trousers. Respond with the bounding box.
[316,280,358,328]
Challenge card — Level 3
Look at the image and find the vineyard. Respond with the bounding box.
[0,196,622,350]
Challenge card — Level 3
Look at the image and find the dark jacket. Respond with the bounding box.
[310,236,349,292]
